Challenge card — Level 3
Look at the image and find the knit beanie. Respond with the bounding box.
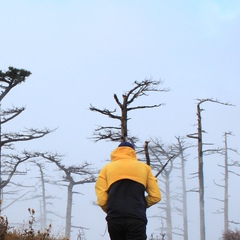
[118,142,135,149]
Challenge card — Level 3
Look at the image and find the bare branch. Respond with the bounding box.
[0,106,25,124]
[90,79,169,143]
[0,151,38,189]
[186,133,198,139]
[1,128,55,148]
[196,98,235,107]
[89,104,120,120]
[128,104,163,111]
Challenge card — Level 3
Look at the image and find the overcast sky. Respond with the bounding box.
[0,1,240,239]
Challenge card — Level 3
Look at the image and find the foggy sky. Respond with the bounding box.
[0,1,240,239]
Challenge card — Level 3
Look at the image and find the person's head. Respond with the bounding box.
[110,141,136,161]
[118,141,135,150]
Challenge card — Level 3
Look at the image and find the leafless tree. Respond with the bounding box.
[25,161,61,231]
[89,79,169,145]
[212,132,240,232]
[36,162,48,230]
[173,136,192,240]
[0,67,53,210]
[147,138,180,240]
[37,152,97,239]
[187,98,234,240]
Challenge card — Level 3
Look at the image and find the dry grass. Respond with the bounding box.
[0,208,66,240]
[223,229,240,240]
[2,206,239,240]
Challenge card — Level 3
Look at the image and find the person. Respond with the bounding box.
[95,142,161,240]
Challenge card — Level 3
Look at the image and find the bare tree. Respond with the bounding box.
[89,79,169,144]
[222,132,232,232]
[173,136,192,240]
[36,162,48,230]
[213,132,240,232]
[147,138,180,240]
[37,152,97,239]
[0,67,53,212]
[187,98,234,240]
[26,162,61,231]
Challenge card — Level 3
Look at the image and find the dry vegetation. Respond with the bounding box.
[0,208,65,240]
[1,207,239,240]
[222,229,240,240]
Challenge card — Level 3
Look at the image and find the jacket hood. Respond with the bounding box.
[110,146,137,162]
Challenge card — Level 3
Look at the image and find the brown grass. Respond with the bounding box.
[0,208,66,240]
[223,229,240,240]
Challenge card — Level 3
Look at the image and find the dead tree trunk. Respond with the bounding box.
[37,163,47,230]
[65,181,74,238]
[223,132,229,233]
[165,170,172,240]
[211,132,239,233]
[175,137,189,240]
[197,103,205,240]
[187,98,233,240]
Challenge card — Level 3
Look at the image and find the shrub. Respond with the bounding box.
[0,215,9,239]
[223,229,240,240]
[0,207,64,240]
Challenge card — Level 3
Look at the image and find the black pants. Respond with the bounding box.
[107,218,147,240]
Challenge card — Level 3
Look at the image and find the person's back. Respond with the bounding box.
[95,142,161,240]
[107,179,147,222]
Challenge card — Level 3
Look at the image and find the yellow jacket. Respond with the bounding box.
[95,146,161,212]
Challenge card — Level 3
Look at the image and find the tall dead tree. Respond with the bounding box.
[38,152,96,239]
[223,132,230,232]
[32,162,59,230]
[89,79,169,145]
[187,98,234,240]
[174,136,192,240]
[36,162,47,230]
[213,132,239,233]
[147,138,180,240]
[19,160,63,231]
[0,67,53,210]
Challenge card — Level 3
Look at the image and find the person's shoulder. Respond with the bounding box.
[99,161,111,170]
[137,160,151,169]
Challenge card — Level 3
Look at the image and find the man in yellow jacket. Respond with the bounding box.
[95,142,161,240]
